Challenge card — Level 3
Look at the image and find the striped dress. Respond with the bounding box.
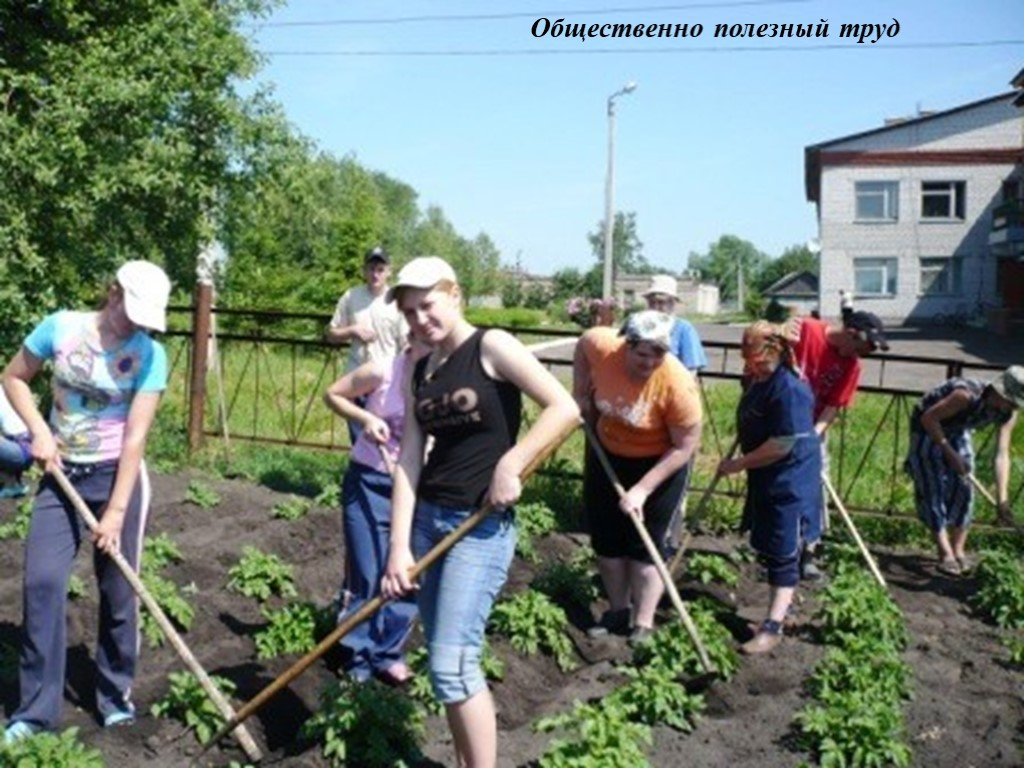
[905,378,1011,531]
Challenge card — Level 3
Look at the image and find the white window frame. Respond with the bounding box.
[918,256,963,297]
[855,181,899,222]
[853,257,898,298]
[920,181,966,220]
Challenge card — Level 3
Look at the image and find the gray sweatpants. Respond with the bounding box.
[12,460,150,730]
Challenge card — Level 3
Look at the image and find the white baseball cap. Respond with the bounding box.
[385,256,457,303]
[116,260,171,332]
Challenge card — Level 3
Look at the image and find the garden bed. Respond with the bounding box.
[0,470,1020,766]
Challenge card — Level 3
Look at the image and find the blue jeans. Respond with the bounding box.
[0,433,32,475]
[338,462,417,680]
[412,499,516,704]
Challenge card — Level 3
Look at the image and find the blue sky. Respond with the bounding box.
[245,1,1024,276]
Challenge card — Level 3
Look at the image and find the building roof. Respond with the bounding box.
[804,90,1018,202]
[762,270,819,298]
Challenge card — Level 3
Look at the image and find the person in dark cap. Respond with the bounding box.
[325,246,407,442]
[787,310,888,578]
[906,365,1022,575]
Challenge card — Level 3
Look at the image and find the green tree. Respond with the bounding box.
[687,235,770,302]
[587,211,651,278]
[410,207,502,302]
[756,243,819,293]
[0,0,278,351]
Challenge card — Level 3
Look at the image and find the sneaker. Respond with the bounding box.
[0,483,28,499]
[4,721,38,745]
[586,608,630,639]
[740,619,783,655]
[103,703,136,728]
[627,625,654,648]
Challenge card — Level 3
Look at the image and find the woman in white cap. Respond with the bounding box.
[905,365,1022,575]
[2,260,170,743]
[380,256,578,768]
[573,310,702,645]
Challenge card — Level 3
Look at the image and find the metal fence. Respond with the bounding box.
[165,303,1023,516]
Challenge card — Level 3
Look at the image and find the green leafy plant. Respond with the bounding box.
[185,480,221,509]
[1003,633,1024,667]
[254,602,332,659]
[66,574,86,600]
[632,601,740,681]
[795,691,911,768]
[817,571,908,649]
[271,495,311,521]
[684,552,739,586]
[303,678,424,767]
[151,671,236,745]
[972,550,1024,629]
[810,639,911,703]
[606,663,705,732]
[227,546,297,602]
[0,497,33,540]
[515,501,559,562]
[407,640,504,717]
[314,483,341,509]
[139,572,196,647]
[535,700,653,768]
[491,590,576,672]
[143,532,184,572]
[532,553,599,610]
[0,727,103,767]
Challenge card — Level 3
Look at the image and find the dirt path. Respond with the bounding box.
[1,471,1020,766]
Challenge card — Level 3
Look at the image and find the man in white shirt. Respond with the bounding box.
[324,246,407,442]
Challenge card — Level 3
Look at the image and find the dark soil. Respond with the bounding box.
[1,470,1020,766]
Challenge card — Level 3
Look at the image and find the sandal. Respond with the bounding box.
[956,555,974,574]
[937,557,962,576]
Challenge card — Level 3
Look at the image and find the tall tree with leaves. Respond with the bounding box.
[687,235,770,302]
[0,0,278,351]
[756,243,819,292]
[587,211,652,278]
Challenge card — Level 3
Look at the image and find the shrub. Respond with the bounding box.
[535,701,652,768]
[491,590,576,672]
[151,671,236,745]
[0,727,103,767]
[464,306,547,329]
[227,547,297,602]
[303,678,424,767]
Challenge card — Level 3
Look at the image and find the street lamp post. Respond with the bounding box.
[602,81,637,300]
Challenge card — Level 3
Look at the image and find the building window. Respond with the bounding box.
[854,257,898,297]
[921,181,966,220]
[919,257,962,296]
[855,181,899,221]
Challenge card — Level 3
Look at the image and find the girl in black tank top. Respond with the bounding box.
[379,258,579,767]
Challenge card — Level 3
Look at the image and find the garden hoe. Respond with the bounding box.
[821,473,888,589]
[195,417,581,763]
[667,437,739,578]
[50,466,263,763]
[966,472,1021,532]
[581,422,716,676]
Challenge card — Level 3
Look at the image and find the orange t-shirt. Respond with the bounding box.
[580,327,702,458]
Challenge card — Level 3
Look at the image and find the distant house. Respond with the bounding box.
[762,270,820,316]
[615,273,720,316]
[805,77,1024,330]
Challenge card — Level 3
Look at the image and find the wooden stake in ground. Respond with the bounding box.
[820,473,888,589]
[197,417,581,761]
[581,423,715,675]
[50,466,262,762]
[667,437,739,578]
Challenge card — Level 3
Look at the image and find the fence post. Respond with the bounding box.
[946,360,964,379]
[188,280,213,454]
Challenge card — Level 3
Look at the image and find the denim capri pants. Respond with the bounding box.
[411,498,516,704]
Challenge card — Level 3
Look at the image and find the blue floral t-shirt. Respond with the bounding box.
[24,311,167,462]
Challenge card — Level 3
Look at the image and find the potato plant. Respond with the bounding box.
[303,678,424,767]
[532,551,599,610]
[0,727,103,767]
[254,601,333,659]
[0,497,32,540]
[185,479,221,509]
[227,546,297,602]
[490,589,576,671]
[632,600,740,681]
[66,574,86,600]
[972,550,1024,629]
[605,663,706,732]
[535,701,653,768]
[515,501,559,562]
[139,533,194,648]
[150,671,236,745]
[271,495,310,521]
[684,551,739,586]
[407,640,505,717]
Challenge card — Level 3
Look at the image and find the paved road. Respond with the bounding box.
[530,323,1020,395]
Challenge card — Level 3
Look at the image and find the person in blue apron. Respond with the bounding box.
[905,366,1022,576]
[718,321,821,655]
